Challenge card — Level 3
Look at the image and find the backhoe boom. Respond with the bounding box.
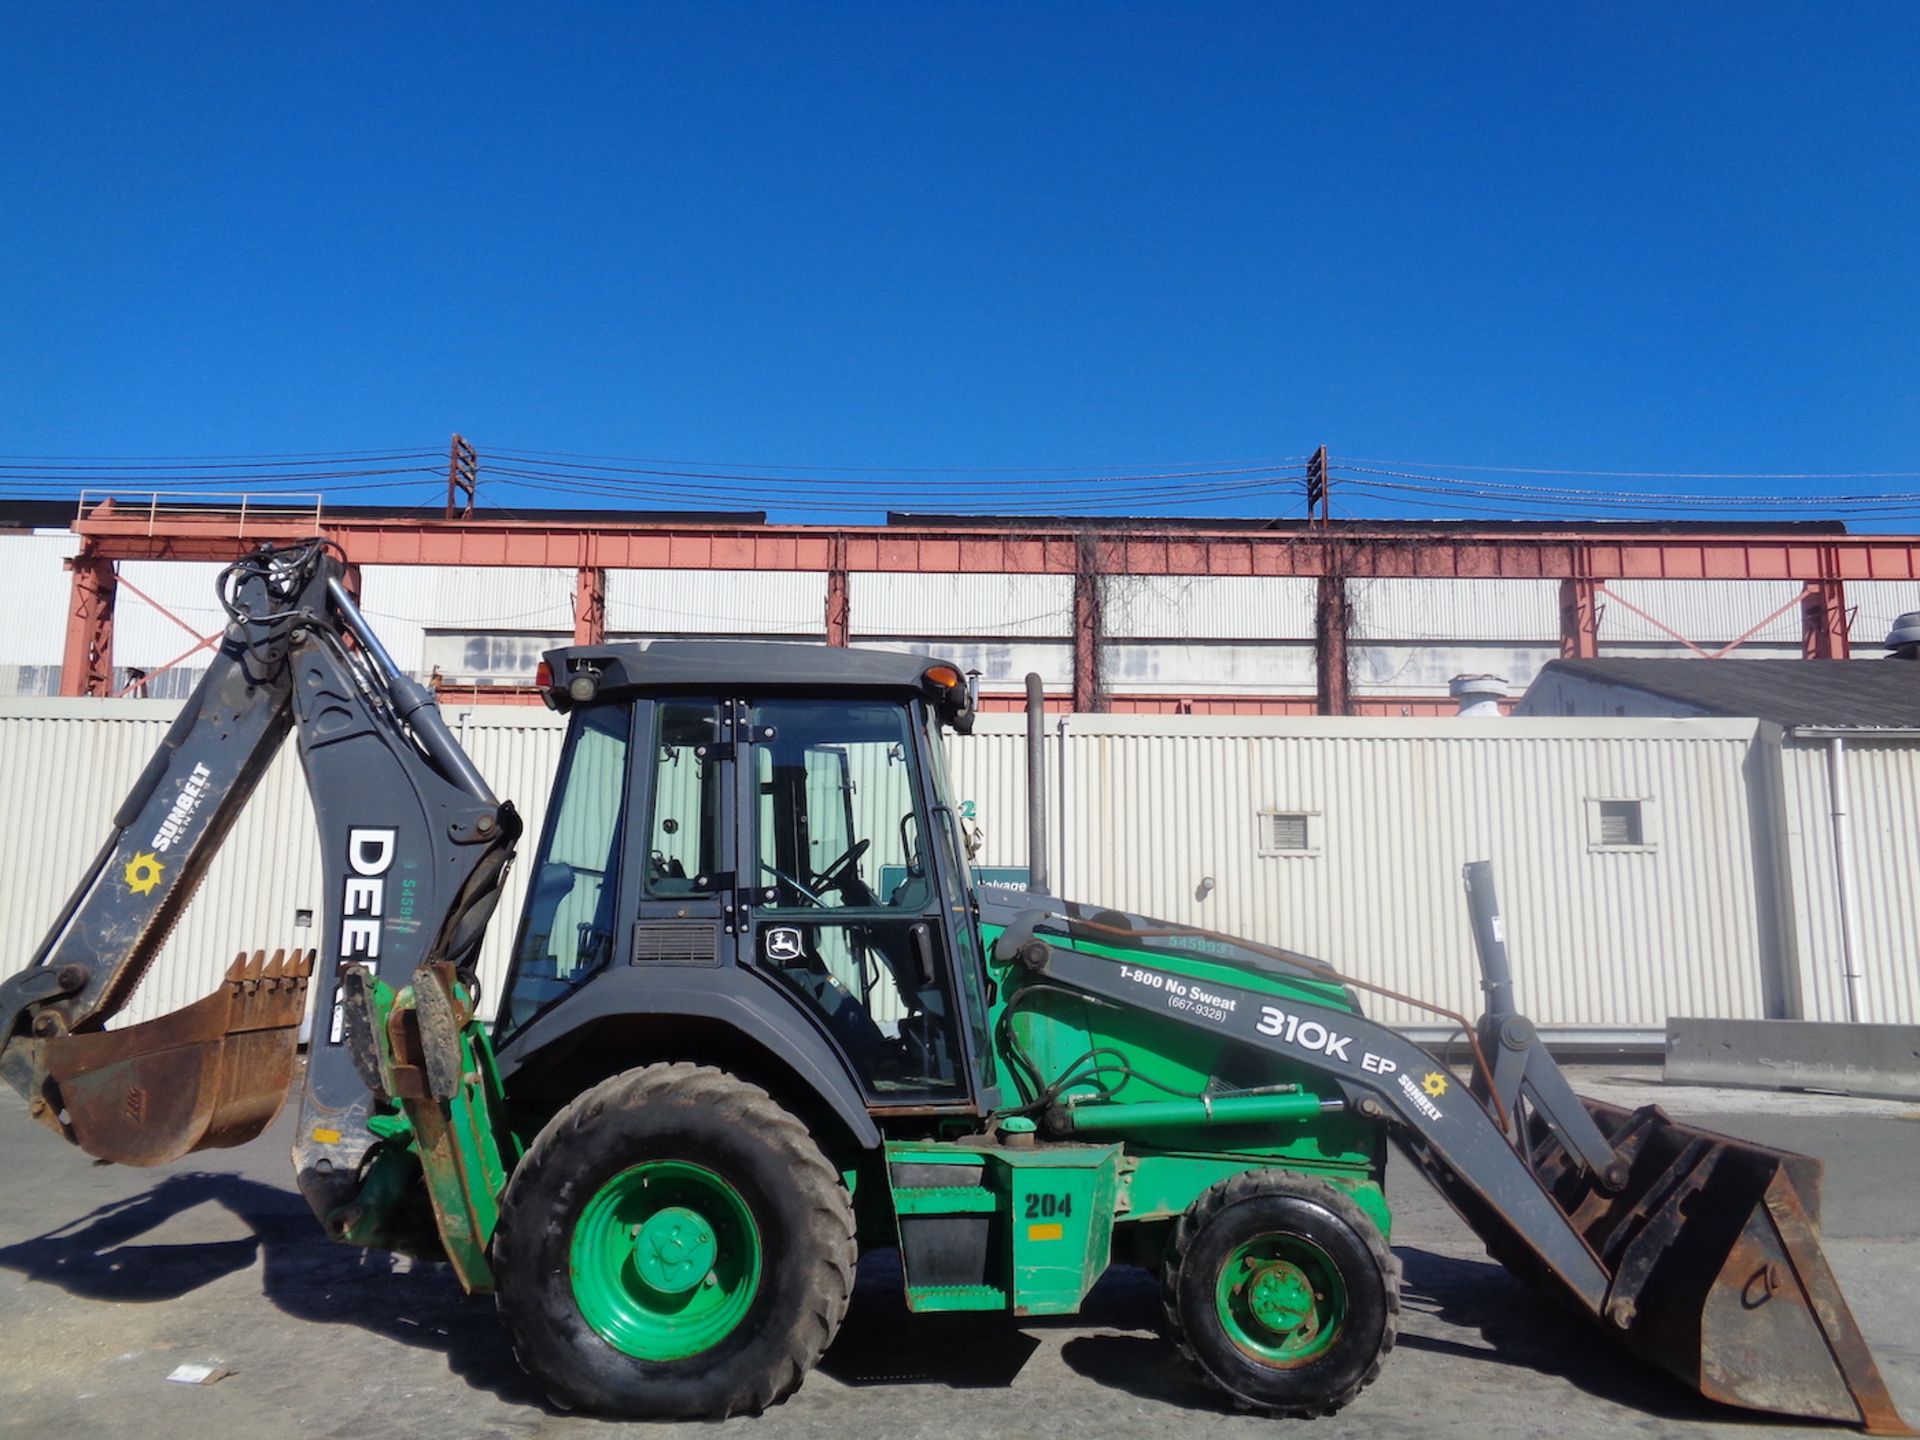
[0,541,521,1235]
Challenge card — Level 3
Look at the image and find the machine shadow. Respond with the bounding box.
[826,1254,1181,1393]
[822,1248,1043,1387]
[0,1170,552,1412]
[1058,1248,1794,1426]
[1390,1247,1758,1427]
[0,1178,1791,1426]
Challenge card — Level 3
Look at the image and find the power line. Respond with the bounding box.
[486,471,1295,515]
[487,445,1309,475]
[1339,455,1920,481]
[0,448,443,465]
[10,438,1920,524]
[480,456,1302,491]
[1334,465,1920,507]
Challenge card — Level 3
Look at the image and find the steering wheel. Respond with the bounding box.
[814,838,871,890]
[761,861,829,907]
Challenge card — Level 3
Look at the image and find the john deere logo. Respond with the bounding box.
[764,927,804,962]
[124,852,165,896]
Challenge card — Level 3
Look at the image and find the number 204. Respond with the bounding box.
[1025,1193,1072,1218]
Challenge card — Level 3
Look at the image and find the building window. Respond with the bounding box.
[1258,810,1319,856]
[1588,797,1654,851]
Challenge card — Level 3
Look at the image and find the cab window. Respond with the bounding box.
[750,698,963,1100]
[645,700,724,896]
[500,705,630,1034]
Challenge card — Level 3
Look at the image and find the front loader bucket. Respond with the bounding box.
[1525,1099,1913,1435]
[34,949,313,1167]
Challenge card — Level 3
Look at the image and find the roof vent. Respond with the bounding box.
[1449,674,1508,718]
[1886,612,1920,657]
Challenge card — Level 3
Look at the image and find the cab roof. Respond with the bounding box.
[542,640,970,708]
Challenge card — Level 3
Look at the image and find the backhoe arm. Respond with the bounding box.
[0,541,521,1226]
[0,547,308,1140]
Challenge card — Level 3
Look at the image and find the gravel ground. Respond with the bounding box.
[0,1065,1914,1440]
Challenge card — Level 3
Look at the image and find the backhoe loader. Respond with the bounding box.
[0,538,1910,1429]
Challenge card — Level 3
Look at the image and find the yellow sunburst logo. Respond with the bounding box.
[1422,1071,1449,1098]
[124,851,165,896]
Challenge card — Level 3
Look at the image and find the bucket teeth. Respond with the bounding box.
[37,944,317,1167]
[227,948,313,1031]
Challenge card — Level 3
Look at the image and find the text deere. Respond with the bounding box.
[340,827,398,960]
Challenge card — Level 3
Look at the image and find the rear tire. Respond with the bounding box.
[1162,1170,1399,1417]
[492,1062,855,1418]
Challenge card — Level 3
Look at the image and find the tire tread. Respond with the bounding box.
[1160,1169,1400,1418]
[493,1062,856,1419]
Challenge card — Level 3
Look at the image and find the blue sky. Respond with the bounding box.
[1,4,1915,522]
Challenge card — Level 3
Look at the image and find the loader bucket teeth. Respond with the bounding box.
[1528,1100,1914,1435]
[36,948,314,1167]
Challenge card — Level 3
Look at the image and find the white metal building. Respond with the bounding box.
[5,699,1907,1042]
[1518,657,1920,1028]
[6,524,1920,706]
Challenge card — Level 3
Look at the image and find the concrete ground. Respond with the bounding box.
[0,1067,1914,1440]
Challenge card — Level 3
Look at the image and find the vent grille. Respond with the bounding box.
[1597,800,1644,847]
[631,920,719,967]
[1264,812,1312,851]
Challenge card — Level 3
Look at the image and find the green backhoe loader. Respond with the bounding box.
[0,540,1909,1430]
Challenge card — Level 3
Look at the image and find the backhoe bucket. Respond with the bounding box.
[1527,1099,1913,1435]
[35,949,313,1168]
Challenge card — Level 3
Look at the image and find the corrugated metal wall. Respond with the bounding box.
[1780,738,1920,1025]
[0,699,1810,1040]
[852,638,1074,695]
[1351,578,1562,642]
[1597,579,1806,646]
[1845,581,1920,649]
[361,565,576,673]
[115,561,230,667]
[1103,641,1319,695]
[1349,644,1562,700]
[6,534,1916,709]
[1105,576,1317,640]
[608,569,826,636]
[850,573,1072,638]
[0,533,80,669]
[0,700,568,1027]
[959,715,1775,1033]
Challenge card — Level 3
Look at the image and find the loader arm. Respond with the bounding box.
[997,908,1912,1435]
[0,540,521,1233]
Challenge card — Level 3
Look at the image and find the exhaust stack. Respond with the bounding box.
[1025,672,1049,895]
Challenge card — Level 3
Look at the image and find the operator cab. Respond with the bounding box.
[495,642,995,1113]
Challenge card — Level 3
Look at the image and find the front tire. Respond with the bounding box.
[492,1062,855,1418]
[1162,1170,1399,1417]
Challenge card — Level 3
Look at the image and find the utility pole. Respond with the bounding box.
[446,434,478,519]
[1073,532,1107,713]
[1306,445,1349,713]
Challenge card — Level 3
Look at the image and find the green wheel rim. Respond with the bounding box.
[1215,1230,1348,1365]
[569,1160,762,1361]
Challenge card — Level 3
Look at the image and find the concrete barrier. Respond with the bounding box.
[1665,1017,1920,1100]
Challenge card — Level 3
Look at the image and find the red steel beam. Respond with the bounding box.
[70,510,1920,580]
[1072,545,1104,713]
[573,565,607,646]
[1802,575,1851,659]
[825,535,850,646]
[1559,576,1600,659]
[60,553,116,697]
[1314,574,1351,716]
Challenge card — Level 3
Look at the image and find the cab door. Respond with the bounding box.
[736,694,988,1111]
